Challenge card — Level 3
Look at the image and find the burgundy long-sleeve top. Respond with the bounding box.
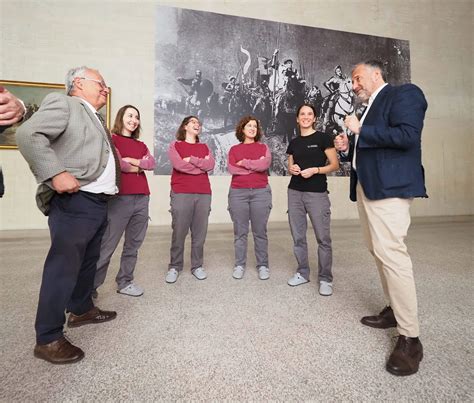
[113,134,156,195]
[168,140,215,194]
[227,142,271,189]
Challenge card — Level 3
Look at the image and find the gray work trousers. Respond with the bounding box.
[94,195,149,290]
[287,188,333,282]
[228,186,272,268]
[169,192,211,271]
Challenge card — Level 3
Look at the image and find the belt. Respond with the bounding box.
[80,191,116,201]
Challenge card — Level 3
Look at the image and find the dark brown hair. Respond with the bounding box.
[235,116,262,143]
[296,103,318,130]
[112,105,141,139]
[176,115,200,142]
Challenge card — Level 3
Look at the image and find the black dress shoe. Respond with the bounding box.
[361,306,397,329]
[67,306,117,328]
[386,335,423,376]
[34,337,84,364]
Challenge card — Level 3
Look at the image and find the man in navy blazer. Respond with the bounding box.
[335,60,427,376]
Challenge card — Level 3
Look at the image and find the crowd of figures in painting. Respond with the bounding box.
[153,7,410,176]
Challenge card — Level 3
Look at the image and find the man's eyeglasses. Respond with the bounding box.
[78,77,108,89]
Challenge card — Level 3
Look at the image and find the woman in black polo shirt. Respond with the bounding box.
[286,104,339,295]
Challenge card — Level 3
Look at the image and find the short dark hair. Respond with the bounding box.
[235,116,263,143]
[112,105,141,139]
[176,115,200,142]
[362,60,387,81]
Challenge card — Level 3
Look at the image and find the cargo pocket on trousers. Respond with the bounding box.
[168,206,176,230]
[227,206,234,221]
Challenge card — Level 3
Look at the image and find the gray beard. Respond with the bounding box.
[355,93,369,103]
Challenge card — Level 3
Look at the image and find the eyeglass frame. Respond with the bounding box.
[77,76,108,89]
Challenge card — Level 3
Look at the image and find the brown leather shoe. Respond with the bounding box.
[67,306,117,328]
[386,335,423,376]
[34,337,84,364]
[361,306,397,329]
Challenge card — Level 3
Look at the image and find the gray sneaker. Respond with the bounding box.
[117,283,144,297]
[166,268,179,284]
[319,281,333,296]
[288,272,309,286]
[258,266,270,280]
[233,266,245,279]
[192,267,207,280]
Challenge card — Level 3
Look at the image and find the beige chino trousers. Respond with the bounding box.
[356,184,419,337]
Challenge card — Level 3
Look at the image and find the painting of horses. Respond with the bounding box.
[154,6,410,176]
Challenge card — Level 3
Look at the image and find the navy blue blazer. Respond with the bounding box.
[349,83,428,201]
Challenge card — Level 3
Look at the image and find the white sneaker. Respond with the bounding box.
[319,281,333,296]
[166,268,179,283]
[117,283,144,297]
[258,266,270,280]
[233,266,245,279]
[288,272,309,287]
[192,267,207,280]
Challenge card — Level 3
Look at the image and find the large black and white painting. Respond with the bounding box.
[154,6,410,176]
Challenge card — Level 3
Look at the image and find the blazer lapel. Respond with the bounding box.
[77,98,108,140]
[364,84,391,123]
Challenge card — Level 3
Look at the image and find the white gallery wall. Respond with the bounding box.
[0,0,472,230]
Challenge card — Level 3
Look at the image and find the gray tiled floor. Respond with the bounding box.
[0,217,472,401]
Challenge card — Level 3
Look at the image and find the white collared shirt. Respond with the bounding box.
[75,97,117,194]
[352,83,388,170]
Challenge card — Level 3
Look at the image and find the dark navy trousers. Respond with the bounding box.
[35,191,108,344]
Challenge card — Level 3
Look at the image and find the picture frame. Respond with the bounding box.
[0,79,111,149]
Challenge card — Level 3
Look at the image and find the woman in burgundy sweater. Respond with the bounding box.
[227,116,272,280]
[94,105,155,297]
[166,116,215,283]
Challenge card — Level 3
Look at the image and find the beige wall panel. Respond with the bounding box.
[0,0,472,229]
